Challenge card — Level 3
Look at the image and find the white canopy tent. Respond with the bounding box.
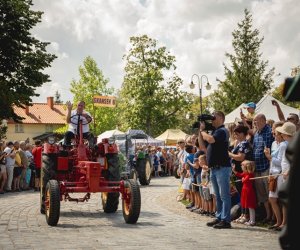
[155,129,188,146]
[134,135,164,147]
[225,94,300,124]
[97,129,125,143]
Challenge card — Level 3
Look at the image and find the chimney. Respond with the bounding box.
[25,106,29,115]
[47,97,54,109]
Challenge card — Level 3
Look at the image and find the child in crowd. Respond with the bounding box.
[199,154,214,216]
[232,160,257,226]
[151,148,160,177]
[187,154,202,212]
[184,144,195,209]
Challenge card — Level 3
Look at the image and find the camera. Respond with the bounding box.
[192,114,215,132]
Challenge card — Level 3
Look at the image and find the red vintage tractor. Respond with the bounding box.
[40,116,141,226]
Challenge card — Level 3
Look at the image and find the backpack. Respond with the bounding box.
[15,151,22,167]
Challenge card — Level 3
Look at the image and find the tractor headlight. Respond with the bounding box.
[48,136,55,145]
[108,137,115,145]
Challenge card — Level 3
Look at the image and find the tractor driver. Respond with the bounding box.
[64,100,93,146]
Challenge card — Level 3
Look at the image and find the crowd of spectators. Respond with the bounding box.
[174,100,299,231]
[0,139,42,194]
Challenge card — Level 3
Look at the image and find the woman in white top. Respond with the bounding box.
[275,122,296,231]
[264,121,284,230]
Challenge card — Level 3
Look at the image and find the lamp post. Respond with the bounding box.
[190,74,211,115]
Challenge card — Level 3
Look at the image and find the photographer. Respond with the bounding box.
[198,111,232,229]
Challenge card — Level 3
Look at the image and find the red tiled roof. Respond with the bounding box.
[10,103,66,124]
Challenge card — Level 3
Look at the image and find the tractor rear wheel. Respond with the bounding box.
[45,180,60,226]
[122,179,141,224]
[137,156,152,185]
[101,153,120,213]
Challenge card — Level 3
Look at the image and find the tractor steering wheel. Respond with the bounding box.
[70,114,92,126]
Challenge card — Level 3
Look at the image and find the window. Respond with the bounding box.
[45,124,54,132]
[15,124,24,133]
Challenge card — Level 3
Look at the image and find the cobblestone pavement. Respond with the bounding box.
[0,176,281,250]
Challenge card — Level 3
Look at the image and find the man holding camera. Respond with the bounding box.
[198,111,232,229]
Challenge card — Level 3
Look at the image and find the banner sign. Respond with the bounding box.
[93,96,116,107]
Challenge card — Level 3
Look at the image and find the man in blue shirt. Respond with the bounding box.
[198,111,232,229]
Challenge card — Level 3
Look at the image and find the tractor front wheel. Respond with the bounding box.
[122,179,141,224]
[45,180,60,226]
[101,153,120,213]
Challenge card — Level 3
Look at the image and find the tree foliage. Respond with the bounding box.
[54,90,63,104]
[0,0,56,121]
[210,9,274,114]
[70,56,118,135]
[118,35,192,136]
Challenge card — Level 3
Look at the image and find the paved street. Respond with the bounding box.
[0,176,281,250]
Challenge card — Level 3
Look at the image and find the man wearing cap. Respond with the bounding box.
[241,102,256,120]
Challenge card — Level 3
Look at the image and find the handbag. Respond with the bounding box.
[268,176,277,192]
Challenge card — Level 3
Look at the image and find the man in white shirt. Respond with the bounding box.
[64,100,93,146]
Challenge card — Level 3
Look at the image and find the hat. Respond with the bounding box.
[177,139,185,144]
[244,102,256,109]
[276,122,296,136]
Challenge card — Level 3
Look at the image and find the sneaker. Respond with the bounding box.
[185,203,194,209]
[213,220,232,229]
[238,217,248,224]
[189,206,198,212]
[207,219,220,227]
[244,221,255,226]
[210,212,216,218]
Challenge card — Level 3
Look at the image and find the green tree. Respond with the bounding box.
[0,123,7,140]
[210,9,274,114]
[54,90,63,104]
[118,35,192,136]
[0,0,56,121]
[70,56,118,135]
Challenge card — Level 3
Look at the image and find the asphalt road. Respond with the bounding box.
[0,176,281,250]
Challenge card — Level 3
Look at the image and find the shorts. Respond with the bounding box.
[199,185,204,198]
[13,167,23,177]
[182,177,191,190]
[194,175,201,192]
[203,186,212,200]
[0,164,6,174]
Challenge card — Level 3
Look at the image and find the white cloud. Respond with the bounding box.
[31,0,300,103]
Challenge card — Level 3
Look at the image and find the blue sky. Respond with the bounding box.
[31,0,300,103]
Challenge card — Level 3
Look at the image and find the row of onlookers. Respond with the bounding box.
[174,101,299,230]
[0,140,43,194]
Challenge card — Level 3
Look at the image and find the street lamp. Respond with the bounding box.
[190,74,211,115]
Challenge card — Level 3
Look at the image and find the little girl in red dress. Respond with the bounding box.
[232,160,257,226]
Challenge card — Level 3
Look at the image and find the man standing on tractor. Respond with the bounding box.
[64,100,93,146]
